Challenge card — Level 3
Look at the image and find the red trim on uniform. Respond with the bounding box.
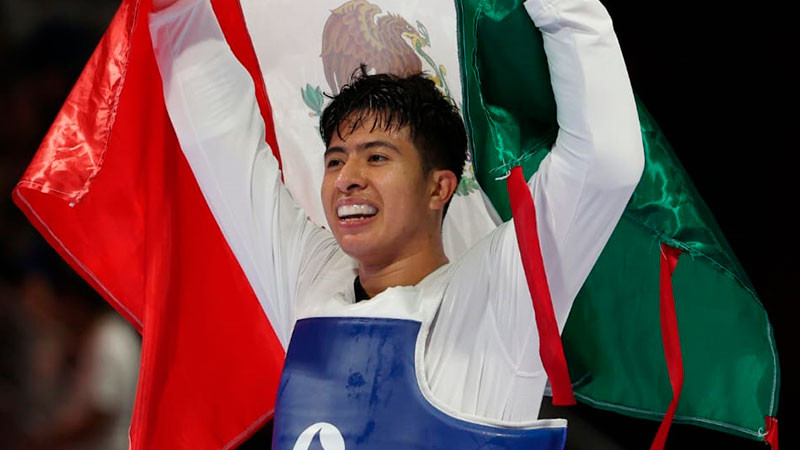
[507,166,576,406]
[650,243,683,450]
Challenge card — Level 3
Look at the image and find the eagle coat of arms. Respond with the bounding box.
[301,0,476,194]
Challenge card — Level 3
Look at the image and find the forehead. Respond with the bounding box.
[329,109,413,142]
[327,114,414,149]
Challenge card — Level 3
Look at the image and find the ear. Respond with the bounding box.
[428,169,458,212]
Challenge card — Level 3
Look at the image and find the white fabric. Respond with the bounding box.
[149,0,643,423]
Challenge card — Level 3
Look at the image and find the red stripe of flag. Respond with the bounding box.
[210,0,281,166]
[13,0,286,447]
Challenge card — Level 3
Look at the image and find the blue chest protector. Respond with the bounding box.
[272,317,567,449]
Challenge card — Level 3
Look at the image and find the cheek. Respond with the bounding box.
[382,172,428,216]
[320,179,336,220]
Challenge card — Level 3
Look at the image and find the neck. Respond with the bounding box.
[358,240,448,298]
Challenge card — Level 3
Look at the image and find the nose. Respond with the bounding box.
[335,158,367,193]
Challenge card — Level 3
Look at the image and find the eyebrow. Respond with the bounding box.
[324,140,400,158]
[323,146,346,158]
[360,140,400,152]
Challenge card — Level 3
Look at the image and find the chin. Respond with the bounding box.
[336,236,373,260]
[335,233,391,265]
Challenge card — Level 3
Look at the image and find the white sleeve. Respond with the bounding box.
[519,0,644,327]
[426,0,643,420]
[149,0,337,348]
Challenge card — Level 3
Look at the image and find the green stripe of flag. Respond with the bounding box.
[455,0,779,439]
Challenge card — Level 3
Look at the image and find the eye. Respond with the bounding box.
[326,157,344,168]
[368,154,388,163]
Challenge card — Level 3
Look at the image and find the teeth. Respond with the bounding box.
[337,204,377,219]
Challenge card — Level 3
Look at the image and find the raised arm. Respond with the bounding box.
[427,0,643,420]
[149,0,336,347]
[519,0,644,324]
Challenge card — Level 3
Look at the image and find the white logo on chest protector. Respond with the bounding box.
[292,422,346,450]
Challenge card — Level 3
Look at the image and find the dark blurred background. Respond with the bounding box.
[0,0,794,449]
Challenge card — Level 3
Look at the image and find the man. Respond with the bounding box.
[150,0,643,447]
[318,70,466,298]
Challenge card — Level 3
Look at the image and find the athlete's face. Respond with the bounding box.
[321,121,442,265]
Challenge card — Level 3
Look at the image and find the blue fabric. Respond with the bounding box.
[272,317,566,449]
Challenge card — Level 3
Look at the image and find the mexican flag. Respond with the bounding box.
[13,0,778,448]
[457,0,779,446]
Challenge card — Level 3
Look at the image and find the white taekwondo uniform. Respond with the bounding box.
[149,0,643,428]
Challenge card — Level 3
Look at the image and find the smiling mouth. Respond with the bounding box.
[337,204,378,222]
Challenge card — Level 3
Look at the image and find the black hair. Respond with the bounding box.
[320,65,468,216]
